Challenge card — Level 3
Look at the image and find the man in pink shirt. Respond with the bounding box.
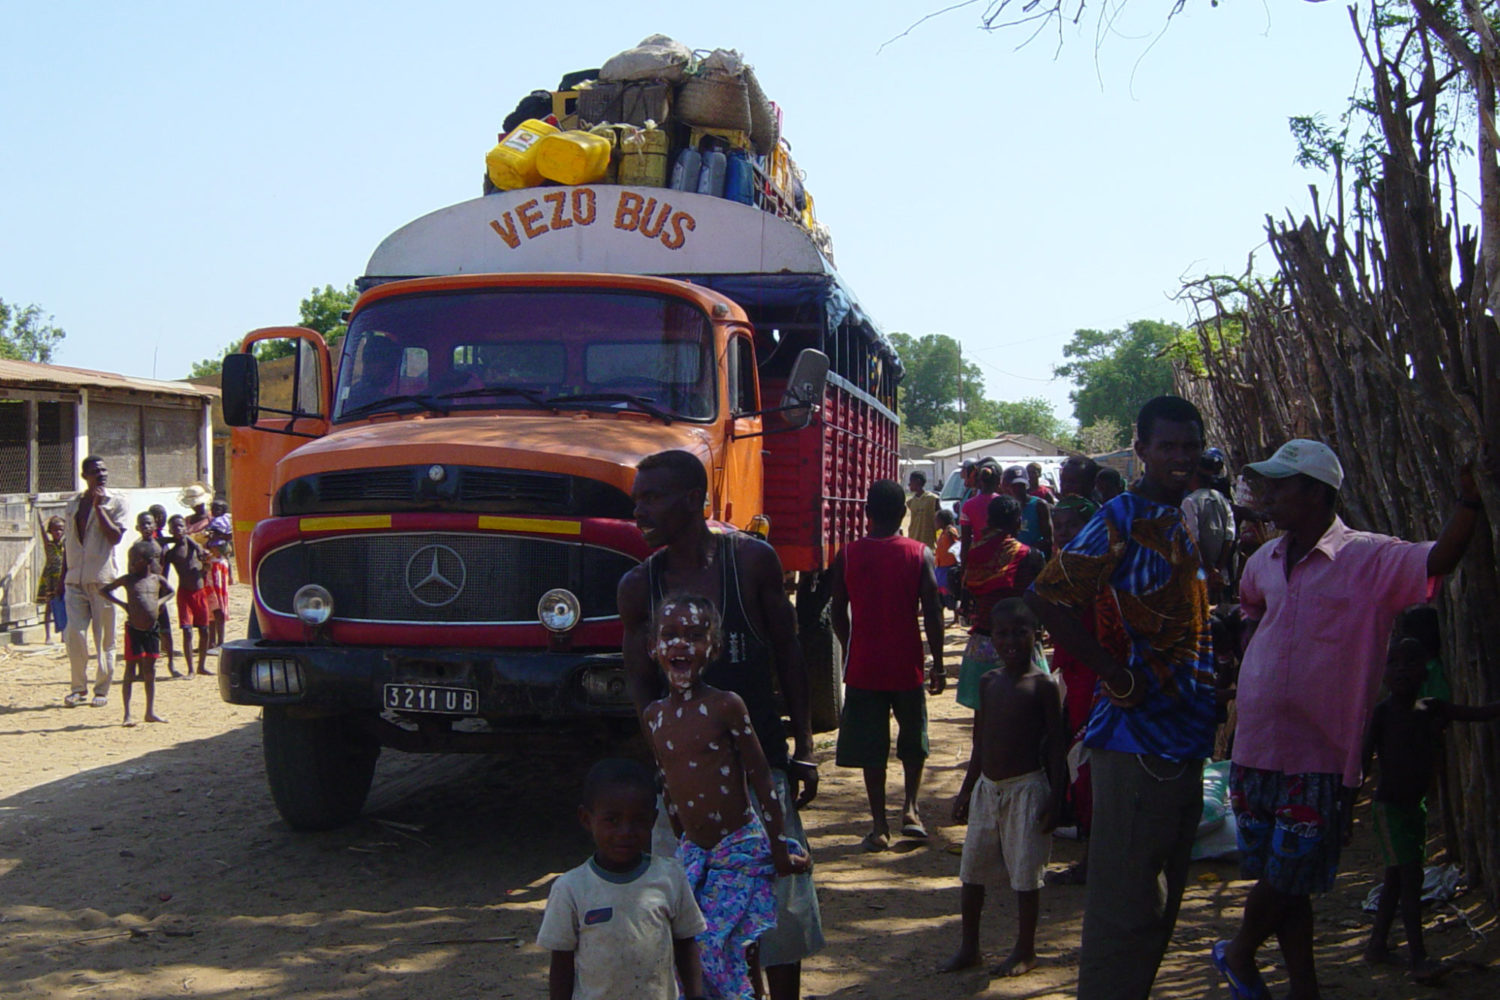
[1214,439,1484,1000]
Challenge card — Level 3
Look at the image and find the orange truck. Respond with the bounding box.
[218,185,900,829]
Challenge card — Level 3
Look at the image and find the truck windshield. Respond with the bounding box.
[333,288,716,422]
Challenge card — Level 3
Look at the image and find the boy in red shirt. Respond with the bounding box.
[830,480,946,852]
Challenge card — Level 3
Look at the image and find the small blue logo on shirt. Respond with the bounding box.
[583,907,613,925]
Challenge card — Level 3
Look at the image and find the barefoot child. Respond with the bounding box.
[206,534,233,650]
[944,598,1067,978]
[36,516,66,642]
[102,540,174,726]
[164,514,214,676]
[147,504,179,676]
[537,758,707,1000]
[1362,635,1500,974]
[642,593,808,1000]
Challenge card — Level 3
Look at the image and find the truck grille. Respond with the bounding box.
[275,465,625,517]
[256,531,636,625]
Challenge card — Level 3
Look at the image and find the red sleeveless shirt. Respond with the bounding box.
[842,535,928,690]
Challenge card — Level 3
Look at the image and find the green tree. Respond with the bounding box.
[1077,417,1127,453]
[888,332,985,437]
[298,283,357,346]
[989,396,1070,443]
[0,299,65,363]
[1052,319,1180,431]
[188,283,357,377]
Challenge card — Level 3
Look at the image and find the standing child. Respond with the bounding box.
[36,516,67,642]
[102,540,174,726]
[206,535,233,650]
[148,504,179,676]
[537,758,707,1000]
[164,514,213,676]
[642,592,808,1000]
[1044,495,1106,886]
[943,598,1067,978]
[935,509,960,622]
[1362,636,1500,974]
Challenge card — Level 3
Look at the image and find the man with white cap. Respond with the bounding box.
[180,483,212,537]
[1214,439,1484,1000]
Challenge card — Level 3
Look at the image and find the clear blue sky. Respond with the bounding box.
[1,1,1365,424]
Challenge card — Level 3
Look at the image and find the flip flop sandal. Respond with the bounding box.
[861,831,890,852]
[1211,940,1271,1000]
[901,822,929,839]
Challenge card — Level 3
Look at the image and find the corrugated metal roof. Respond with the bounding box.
[0,358,218,399]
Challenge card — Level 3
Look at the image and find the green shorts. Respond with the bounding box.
[835,686,929,769]
[1374,798,1427,867]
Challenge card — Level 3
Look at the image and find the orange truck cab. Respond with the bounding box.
[219,186,900,829]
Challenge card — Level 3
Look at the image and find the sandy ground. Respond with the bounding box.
[1,583,1496,999]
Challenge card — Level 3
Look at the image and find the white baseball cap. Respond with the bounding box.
[1244,439,1344,490]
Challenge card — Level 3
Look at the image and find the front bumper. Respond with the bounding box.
[218,639,634,722]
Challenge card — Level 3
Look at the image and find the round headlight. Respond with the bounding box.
[538,588,581,633]
[293,584,334,626]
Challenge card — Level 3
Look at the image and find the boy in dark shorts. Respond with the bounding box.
[164,514,214,676]
[537,758,707,1000]
[148,503,179,676]
[831,479,946,852]
[102,544,174,726]
[943,598,1067,978]
[1362,636,1500,974]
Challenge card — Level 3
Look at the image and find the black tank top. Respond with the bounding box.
[645,531,789,767]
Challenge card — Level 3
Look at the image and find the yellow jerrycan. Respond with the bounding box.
[535,130,612,186]
[485,119,560,191]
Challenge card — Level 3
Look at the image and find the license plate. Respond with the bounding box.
[383,684,479,715]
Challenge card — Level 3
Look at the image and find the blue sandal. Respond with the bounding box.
[1211,940,1272,1000]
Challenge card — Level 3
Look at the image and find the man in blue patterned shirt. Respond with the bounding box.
[1027,395,1217,1000]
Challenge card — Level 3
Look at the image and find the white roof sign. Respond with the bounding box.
[365,188,831,279]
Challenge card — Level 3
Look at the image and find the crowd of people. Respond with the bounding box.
[39,457,235,726]
[544,396,1500,1000]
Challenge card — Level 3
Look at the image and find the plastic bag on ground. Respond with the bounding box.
[1360,863,1467,914]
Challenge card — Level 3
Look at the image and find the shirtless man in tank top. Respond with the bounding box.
[620,448,824,1000]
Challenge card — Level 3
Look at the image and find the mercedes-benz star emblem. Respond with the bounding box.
[405,544,467,607]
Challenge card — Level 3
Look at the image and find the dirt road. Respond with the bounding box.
[1,584,1495,998]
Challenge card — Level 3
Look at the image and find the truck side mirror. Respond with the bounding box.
[222,352,260,427]
[780,349,829,428]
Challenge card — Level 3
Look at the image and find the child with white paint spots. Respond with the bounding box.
[643,592,808,1000]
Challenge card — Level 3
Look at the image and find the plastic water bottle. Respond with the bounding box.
[697,149,727,198]
[670,148,702,192]
[724,150,754,204]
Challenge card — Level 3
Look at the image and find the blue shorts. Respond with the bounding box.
[1230,764,1344,895]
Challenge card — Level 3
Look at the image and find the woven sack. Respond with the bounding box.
[677,70,751,131]
[620,81,671,127]
[743,66,778,156]
[577,82,623,126]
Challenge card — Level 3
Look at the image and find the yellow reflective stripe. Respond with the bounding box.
[299,515,392,532]
[233,520,258,532]
[476,516,582,536]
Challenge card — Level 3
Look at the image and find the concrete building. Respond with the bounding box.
[0,360,218,630]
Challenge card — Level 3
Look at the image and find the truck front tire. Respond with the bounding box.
[262,706,379,831]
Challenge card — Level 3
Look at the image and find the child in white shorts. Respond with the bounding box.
[942,598,1067,978]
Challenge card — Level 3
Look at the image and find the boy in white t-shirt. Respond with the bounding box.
[538,758,708,1000]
